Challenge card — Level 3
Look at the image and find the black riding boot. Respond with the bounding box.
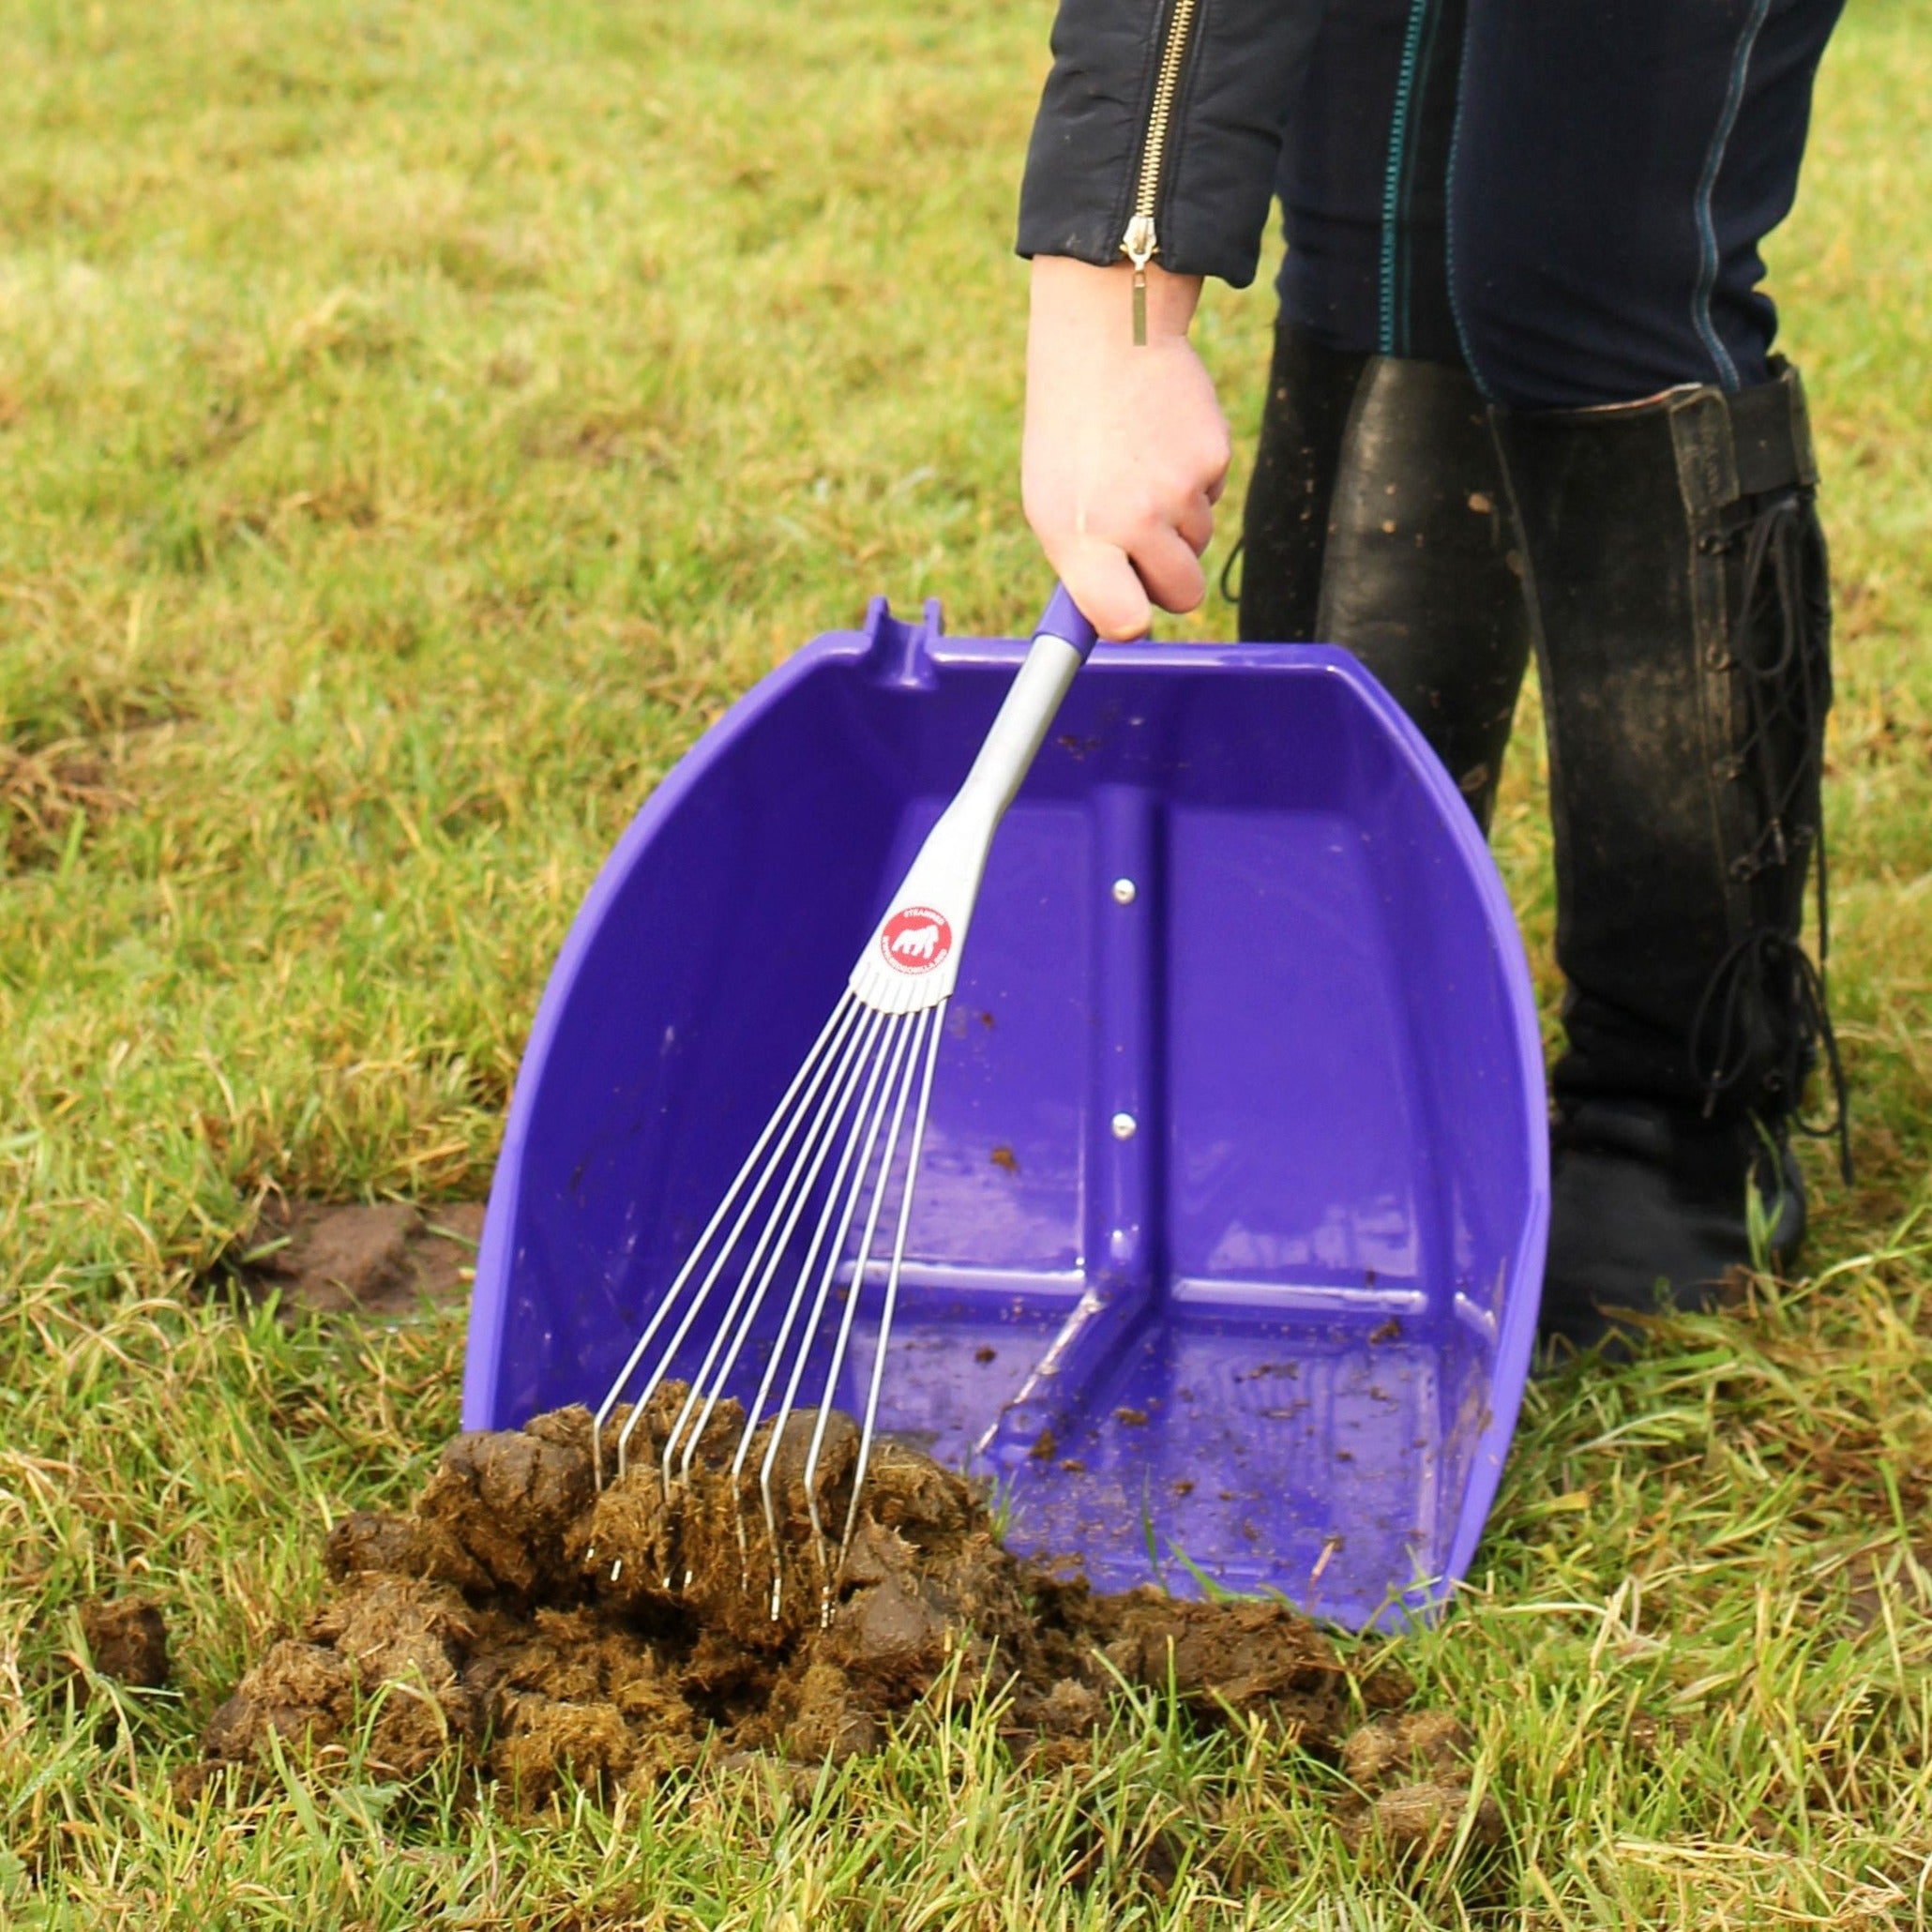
[1239,322,1532,830]
[1492,363,1847,1356]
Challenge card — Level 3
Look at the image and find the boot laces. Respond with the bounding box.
[1688,489,1849,1180]
[1691,925,1849,1181]
[1728,493,1833,903]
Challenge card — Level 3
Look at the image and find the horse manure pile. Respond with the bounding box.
[178,1390,1494,1846]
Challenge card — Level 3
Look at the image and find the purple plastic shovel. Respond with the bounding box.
[463,589,1547,1630]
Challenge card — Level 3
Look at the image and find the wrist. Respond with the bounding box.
[1028,254,1202,345]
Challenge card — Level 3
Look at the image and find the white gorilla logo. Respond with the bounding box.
[891,921,941,961]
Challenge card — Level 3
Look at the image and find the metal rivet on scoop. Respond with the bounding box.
[1110,878,1137,905]
[1110,1111,1138,1140]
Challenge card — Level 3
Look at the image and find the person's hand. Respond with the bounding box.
[1022,254,1230,641]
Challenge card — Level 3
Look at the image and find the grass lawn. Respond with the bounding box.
[3,0,1929,1924]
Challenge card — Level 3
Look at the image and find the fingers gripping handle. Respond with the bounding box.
[850,587,1098,1013]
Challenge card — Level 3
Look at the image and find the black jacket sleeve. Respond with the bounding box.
[1017,0,1321,289]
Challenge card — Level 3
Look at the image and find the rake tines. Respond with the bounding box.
[591,991,946,1615]
[589,587,1096,1618]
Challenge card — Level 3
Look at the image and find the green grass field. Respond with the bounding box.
[3,1,1929,1924]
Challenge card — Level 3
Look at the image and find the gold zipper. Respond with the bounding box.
[1122,0,1200,344]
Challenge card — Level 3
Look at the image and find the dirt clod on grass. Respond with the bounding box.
[226,1200,485,1319]
[180,1395,1466,1819]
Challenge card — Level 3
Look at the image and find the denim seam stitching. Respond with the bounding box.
[1693,0,1774,392]
[1381,0,1433,357]
[1442,18,1485,395]
[1398,0,1446,358]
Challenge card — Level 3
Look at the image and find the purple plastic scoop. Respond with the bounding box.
[463,596,1547,1629]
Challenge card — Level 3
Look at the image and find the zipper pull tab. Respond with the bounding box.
[1122,215,1157,347]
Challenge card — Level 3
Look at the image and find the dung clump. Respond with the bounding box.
[79,1597,171,1691]
[414,1409,597,1597]
[181,1394,1454,1824]
[1333,1710,1504,1861]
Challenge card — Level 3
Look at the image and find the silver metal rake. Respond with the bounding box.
[590,590,1098,1612]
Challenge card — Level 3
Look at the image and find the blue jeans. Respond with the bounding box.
[1275,0,1846,409]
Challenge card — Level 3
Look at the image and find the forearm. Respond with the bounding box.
[1023,255,1228,640]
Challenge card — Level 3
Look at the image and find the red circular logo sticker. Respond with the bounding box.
[881,906,953,975]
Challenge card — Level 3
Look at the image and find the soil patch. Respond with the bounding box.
[1,738,128,870]
[225,1200,485,1318]
[179,1396,1487,1838]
